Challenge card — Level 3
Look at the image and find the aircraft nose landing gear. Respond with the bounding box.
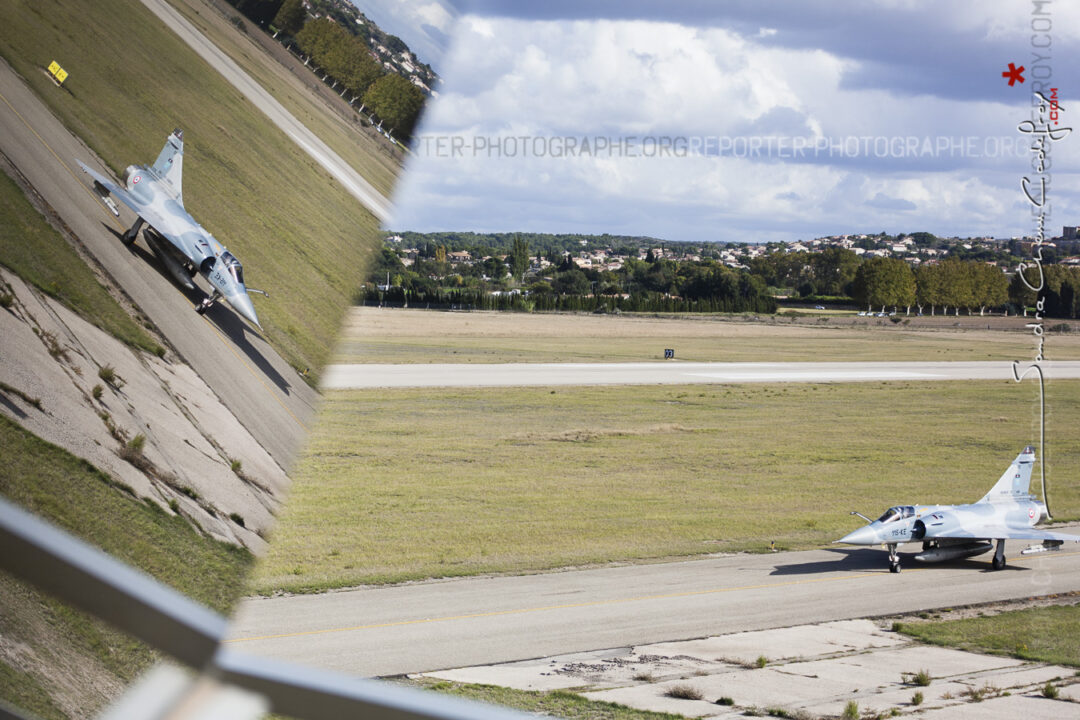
[195,290,220,315]
[888,543,900,573]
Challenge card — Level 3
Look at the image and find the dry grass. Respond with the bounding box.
[251,379,1080,594]
[332,308,1080,364]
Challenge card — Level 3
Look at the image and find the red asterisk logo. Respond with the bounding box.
[1002,62,1025,86]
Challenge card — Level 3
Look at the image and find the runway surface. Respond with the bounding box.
[321,359,1080,389]
[0,58,315,467]
[138,0,394,223]
[227,536,1080,678]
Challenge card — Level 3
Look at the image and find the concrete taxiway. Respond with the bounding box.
[227,536,1080,678]
[320,360,1080,389]
[0,58,315,466]
[424,619,1080,718]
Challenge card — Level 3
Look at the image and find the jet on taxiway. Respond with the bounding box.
[839,446,1079,573]
[77,129,261,328]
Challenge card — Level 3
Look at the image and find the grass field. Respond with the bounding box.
[334,308,1080,364]
[0,0,385,378]
[251,379,1080,594]
[0,414,252,715]
[0,166,161,354]
[898,603,1080,667]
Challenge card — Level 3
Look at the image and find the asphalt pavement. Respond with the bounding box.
[320,359,1080,389]
[227,536,1080,678]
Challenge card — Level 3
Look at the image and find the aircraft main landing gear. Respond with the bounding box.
[991,539,1006,571]
[887,543,900,573]
[121,217,144,246]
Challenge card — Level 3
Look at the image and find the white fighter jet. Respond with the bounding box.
[839,446,1080,572]
[77,129,261,328]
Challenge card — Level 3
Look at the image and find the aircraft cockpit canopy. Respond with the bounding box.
[877,506,915,524]
[221,251,244,286]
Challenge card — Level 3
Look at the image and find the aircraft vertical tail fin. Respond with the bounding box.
[151,129,184,204]
[979,446,1036,503]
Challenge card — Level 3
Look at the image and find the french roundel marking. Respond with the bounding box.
[133,175,141,184]
[1029,507,1036,519]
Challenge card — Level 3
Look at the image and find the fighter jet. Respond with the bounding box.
[77,129,261,328]
[839,446,1079,573]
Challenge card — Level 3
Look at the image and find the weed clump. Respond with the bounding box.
[119,433,150,471]
[663,684,703,701]
[98,364,124,388]
[903,669,931,686]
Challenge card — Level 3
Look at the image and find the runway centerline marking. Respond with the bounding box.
[228,549,1080,645]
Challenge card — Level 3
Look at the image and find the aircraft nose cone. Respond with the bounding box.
[231,293,261,329]
[838,524,877,545]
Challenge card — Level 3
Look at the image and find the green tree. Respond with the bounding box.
[509,235,530,282]
[811,247,860,296]
[916,263,946,315]
[325,40,384,95]
[482,255,507,285]
[971,263,1008,315]
[363,74,426,140]
[295,17,339,60]
[552,268,590,295]
[1009,269,1038,315]
[937,259,974,315]
[907,231,940,248]
[271,0,306,36]
[852,257,915,311]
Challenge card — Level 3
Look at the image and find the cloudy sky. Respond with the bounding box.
[378,0,1078,244]
[349,0,458,69]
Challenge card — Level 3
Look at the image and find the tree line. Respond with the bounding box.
[851,256,1080,317]
[367,244,777,314]
[219,0,427,141]
[288,17,425,140]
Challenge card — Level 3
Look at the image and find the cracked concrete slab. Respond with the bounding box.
[420,617,1080,719]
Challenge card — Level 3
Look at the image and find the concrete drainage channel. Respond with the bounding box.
[419,619,1080,719]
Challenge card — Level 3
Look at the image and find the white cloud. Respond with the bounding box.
[391,8,1078,243]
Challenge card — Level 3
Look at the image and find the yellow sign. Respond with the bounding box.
[47,60,68,85]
